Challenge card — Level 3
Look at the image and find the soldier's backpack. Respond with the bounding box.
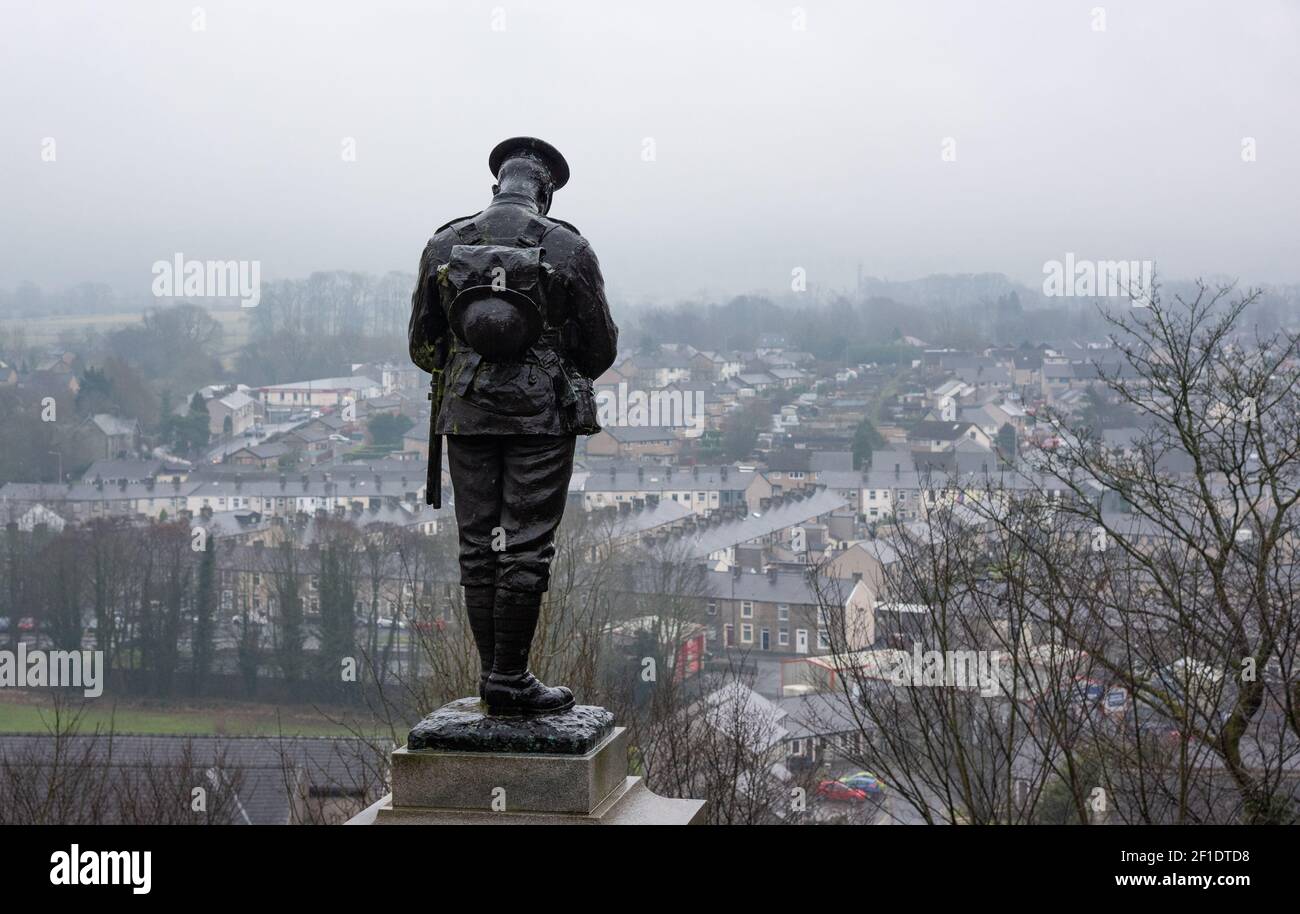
[444,243,546,362]
[435,219,601,435]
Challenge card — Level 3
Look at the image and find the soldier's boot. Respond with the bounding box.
[483,588,574,716]
[463,585,495,701]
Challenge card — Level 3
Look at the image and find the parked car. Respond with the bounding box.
[838,771,884,796]
[817,779,868,803]
[17,617,36,632]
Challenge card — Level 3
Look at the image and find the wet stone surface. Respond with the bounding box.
[407,697,615,755]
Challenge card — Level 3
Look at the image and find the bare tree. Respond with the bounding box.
[815,283,1300,824]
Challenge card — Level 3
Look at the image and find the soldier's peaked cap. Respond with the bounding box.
[489,136,570,190]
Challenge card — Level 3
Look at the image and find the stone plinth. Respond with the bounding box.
[350,777,705,825]
[392,725,629,814]
[345,697,706,826]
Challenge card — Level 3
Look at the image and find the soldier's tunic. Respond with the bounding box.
[408,192,618,593]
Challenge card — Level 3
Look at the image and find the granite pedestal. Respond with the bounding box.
[346,698,706,826]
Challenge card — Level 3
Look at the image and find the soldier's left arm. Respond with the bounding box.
[566,240,619,379]
[408,240,448,372]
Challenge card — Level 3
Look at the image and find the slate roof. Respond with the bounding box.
[810,451,853,472]
[91,414,139,436]
[0,734,386,825]
[262,376,380,391]
[698,569,826,605]
[218,390,257,411]
[600,425,679,443]
[599,499,694,538]
[776,692,862,738]
[82,458,164,483]
[679,489,848,559]
[909,420,976,442]
[578,465,755,494]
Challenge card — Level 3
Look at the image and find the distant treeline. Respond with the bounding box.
[628,280,1300,357]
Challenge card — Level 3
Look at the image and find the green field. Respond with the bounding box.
[0,693,379,738]
[1,307,252,355]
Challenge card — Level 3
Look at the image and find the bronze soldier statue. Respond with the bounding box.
[409,137,618,715]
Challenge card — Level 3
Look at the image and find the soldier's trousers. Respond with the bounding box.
[445,434,576,594]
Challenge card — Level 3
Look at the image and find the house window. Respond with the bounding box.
[777,603,789,621]
[817,630,831,650]
[706,601,717,616]
[779,627,789,646]
[740,623,753,644]
[741,601,753,618]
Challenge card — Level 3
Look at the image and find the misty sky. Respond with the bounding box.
[2,0,1297,304]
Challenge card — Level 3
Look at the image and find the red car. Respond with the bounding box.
[817,779,868,803]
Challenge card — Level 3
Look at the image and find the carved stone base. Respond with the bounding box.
[344,697,706,826]
[392,725,630,814]
[348,777,706,826]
